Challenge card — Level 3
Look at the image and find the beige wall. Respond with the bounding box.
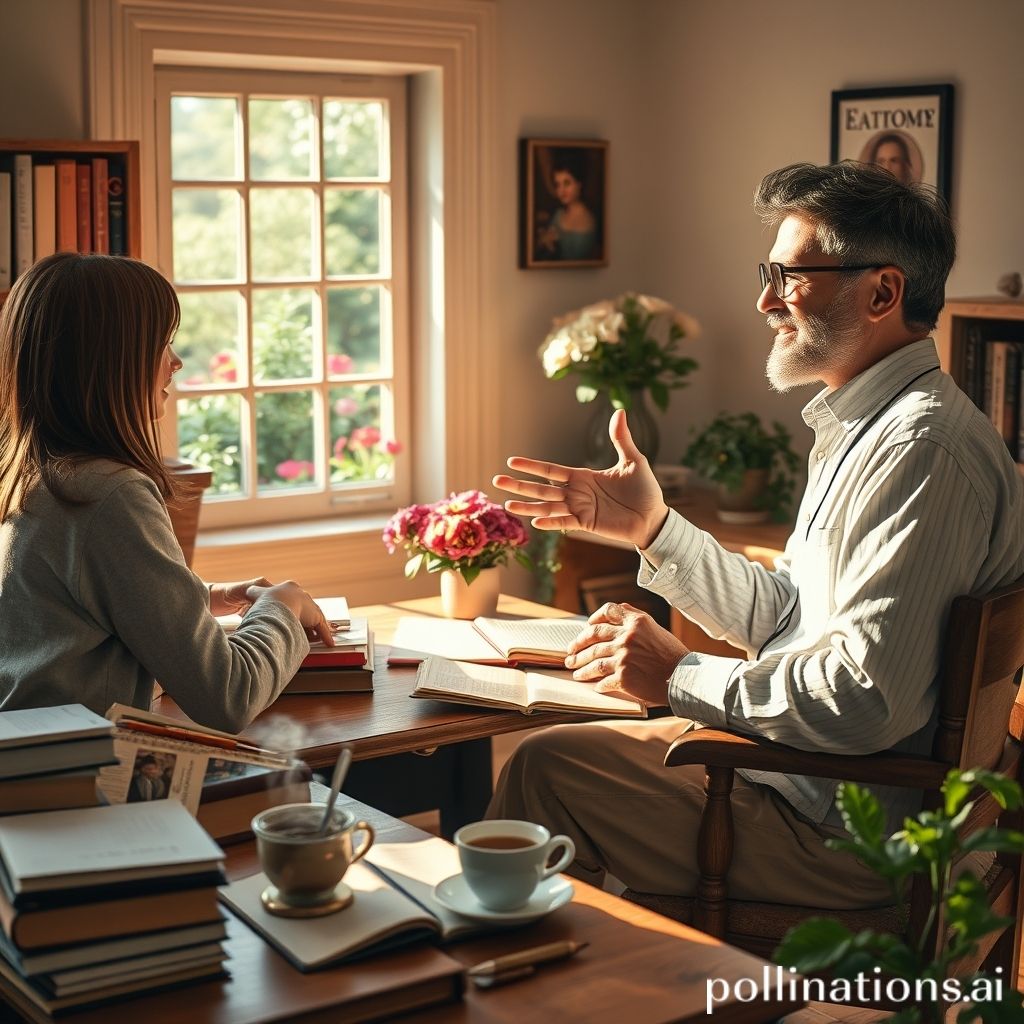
[2,0,1021,582]
[639,0,1024,461]
[0,0,86,138]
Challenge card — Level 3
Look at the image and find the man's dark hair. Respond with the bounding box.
[753,161,956,333]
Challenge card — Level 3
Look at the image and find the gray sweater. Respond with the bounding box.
[0,460,309,732]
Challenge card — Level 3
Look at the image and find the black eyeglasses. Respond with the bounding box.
[758,261,886,300]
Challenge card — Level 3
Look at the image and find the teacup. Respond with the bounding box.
[455,819,575,912]
[252,802,375,908]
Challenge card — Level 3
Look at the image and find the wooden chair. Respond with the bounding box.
[622,578,1024,981]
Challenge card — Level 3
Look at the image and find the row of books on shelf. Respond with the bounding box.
[0,152,128,290]
[962,330,1024,461]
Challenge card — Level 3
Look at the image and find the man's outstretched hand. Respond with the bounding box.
[493,409,670,549]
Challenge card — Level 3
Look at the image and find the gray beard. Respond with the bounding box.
[765,285,863,393]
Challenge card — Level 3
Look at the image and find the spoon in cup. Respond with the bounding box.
[319,744,354,837]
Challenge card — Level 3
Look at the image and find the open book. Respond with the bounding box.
[411,657,646,718]
[220,835,479,971]
[389,616,586,668]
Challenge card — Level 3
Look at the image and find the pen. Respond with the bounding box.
[117,719,286,760]
[466,940,589,979]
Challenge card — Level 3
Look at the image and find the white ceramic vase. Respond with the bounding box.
[439,567,500,619]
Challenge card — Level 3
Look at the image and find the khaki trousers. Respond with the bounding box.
[486,717,893,909]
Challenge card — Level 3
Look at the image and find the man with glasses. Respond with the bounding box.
[488,161,1024,908]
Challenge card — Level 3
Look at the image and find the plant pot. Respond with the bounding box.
[715,468,771,524]
[439,567,501,619]
[583,390,660,469]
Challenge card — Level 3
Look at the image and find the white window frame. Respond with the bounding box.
[86,0,498,602]
[154,68,410,529]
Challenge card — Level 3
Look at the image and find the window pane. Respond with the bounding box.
[171,96,241,180]
[327,287,382,375]
[252,289,315,383]
[257,390,317,491]
[324,189,380,276]
[330,384,396,483]
[177,394,244,496]
[250,187,316,281]
[249,98,315,181]
[323,100,383,179]
[172,189,243,283]
[175,291,245,388]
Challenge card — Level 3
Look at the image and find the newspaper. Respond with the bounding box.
[97,704,294,814]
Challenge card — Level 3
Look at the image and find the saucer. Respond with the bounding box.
[260,881,354,918]
[432,873,574,924]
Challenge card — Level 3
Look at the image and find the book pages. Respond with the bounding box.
[473,617,585,660]
[414,659,528,708]
[220,862,439,969]
[390,617,506,664]
[525,672,645,716]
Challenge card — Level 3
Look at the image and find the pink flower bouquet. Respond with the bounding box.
[382,489,530,585]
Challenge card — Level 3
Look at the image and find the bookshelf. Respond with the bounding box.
[935,297,1024,466]
[0,138,140,305]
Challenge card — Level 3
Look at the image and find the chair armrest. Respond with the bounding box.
[666,728,950,789]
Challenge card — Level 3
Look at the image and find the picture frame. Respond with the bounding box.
[519,138,608,269]
[830,84,954,204]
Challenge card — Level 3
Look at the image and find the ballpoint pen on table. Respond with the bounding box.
[117,719,285,759]
[466,940,589,988]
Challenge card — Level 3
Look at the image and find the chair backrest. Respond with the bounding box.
[933,578,1024,771]
[578,572,671,630]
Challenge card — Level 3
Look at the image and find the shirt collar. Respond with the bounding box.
[801,338,940,434]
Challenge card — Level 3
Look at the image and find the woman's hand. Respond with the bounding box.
[564,601,689,707]
[493,409,670,549]
[245,581,335,647]
[209,577,272,617]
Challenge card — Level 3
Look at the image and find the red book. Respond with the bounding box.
[54,159,77,252]
[91,157,108,253]
[300,648,367,669]
[75,163,92,252]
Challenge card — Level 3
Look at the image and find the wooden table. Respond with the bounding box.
[553,489,790,658]
[38,792,804,1024]
[153,596,594,836]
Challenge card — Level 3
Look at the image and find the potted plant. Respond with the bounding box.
[776,769,1024,1023]
[382,490,531,619]
[681,412,799,523]
[538,293,700,467]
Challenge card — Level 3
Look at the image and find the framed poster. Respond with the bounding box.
[519,138,608,269]
[830,84,954,203]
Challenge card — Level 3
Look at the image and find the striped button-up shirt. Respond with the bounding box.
[639,339,1024,828]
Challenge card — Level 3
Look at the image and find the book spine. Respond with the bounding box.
[0,172,10,289]
[107,156,126,256]
[962,328,978,405]
[986,342,1004,431]
[1003,344,1020,457]
[54,159,77,253]
[91,157,108,253]
[75,163,92,253]
[13,155,32,276]
[32,165,56,262]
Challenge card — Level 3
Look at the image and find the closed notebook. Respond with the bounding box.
[0,801,224,898]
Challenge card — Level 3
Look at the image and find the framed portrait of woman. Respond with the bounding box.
[830,84,954,205]
[519,138,608,269]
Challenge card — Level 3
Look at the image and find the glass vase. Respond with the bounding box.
[439,567,501,619]
[583,390,660,468]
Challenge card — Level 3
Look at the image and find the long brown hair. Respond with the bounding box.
[0,253,180,519]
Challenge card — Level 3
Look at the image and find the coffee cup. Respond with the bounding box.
[454,819,575,912]
[252,802,375,908]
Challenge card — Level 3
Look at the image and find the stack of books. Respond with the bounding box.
[0,801,228,1017]
[290,617,375,694]
[217,595,375,694]
[0,705,117,816]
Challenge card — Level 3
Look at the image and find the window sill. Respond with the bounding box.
[196,512,389,549]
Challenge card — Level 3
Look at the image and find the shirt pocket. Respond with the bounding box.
[800,527,840,629]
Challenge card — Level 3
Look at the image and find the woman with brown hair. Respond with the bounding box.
[0,253,332,732]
